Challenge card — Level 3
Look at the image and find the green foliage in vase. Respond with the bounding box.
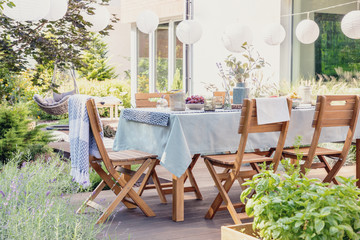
[224,42,268,84]
[78,33,118,81]
[0,103,52,164]
[0,0,14,10]
[241,162,360,240]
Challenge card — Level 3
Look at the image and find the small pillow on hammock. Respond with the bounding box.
[53,89,77,102]
[34,94,70,106]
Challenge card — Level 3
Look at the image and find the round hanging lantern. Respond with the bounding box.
[176,20,203,44]
[341,10,360,39]
[45,0,68,21]
[82,4,111,32]
[136,10,159,34]
[296,19,319,44]
[222,23,253,53]
[263,23,286,46]
[3,0,51,22]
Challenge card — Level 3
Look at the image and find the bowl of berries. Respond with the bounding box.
[185,95,205,110]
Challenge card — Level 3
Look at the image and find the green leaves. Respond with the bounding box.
[314,219,325,234]
[222,43,268,84]
[0,0,119,74]
[242,163,360,240]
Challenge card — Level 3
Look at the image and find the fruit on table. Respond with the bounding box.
[186,95,205,104]
[288,92,300,99]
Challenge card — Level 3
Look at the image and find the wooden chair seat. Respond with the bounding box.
[204,153,273,167]
[98,150,158,165]
[282,147,342,158]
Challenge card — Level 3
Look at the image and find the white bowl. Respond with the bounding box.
[186,103,204,110]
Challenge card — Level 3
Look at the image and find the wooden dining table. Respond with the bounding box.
[113,107,360,222]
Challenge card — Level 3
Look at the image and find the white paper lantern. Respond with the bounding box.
[222,24,253,53]
[263,23,286,46]
[341,10,360,39]
[3,0,51,22]
[136,10,159,34]
[82,4,111,32]
[296,19,319,44]
[176,20,203,44]
[45,0,68,21]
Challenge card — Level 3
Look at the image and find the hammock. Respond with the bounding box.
[33,66,78,115]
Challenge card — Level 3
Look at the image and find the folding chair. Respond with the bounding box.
[282,95,360,184]
[77,99,164,224]
[203,98,292,224]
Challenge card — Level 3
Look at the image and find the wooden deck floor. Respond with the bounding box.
[69,159,357,240]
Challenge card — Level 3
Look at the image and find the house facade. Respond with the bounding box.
[105,0,360,104]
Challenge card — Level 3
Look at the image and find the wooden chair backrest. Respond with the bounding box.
[86,99,114,173]
[235,98,292,171]
[135,93,170,108]
[238,98,292,133]
[213,91,233,104]
[309,95,360,161]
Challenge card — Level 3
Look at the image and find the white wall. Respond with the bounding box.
[104,5,132,80]
[193,0,282,95]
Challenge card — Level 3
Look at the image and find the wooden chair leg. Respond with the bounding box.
[89,161,137,209]
[151,170,167,203]
[97,159,156,224]
[186,168,203,200]
[204,159,241,224]
[318,155,340,185]
[237,177,247,191]
[323,157,345,184]
[137,160,167,203]
[77,180,107,214]
[138,160,157,196]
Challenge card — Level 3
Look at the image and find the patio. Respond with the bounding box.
[2,0,360,239]
[68,156,356,239]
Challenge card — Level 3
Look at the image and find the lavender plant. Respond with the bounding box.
[0,154,103,239]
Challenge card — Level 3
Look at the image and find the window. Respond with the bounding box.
[134,20,184,94]
[156,23,169,92]
[291,0,358,81]
[137,31,149,93]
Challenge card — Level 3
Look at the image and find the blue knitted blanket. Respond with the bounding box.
[68,95,102,187]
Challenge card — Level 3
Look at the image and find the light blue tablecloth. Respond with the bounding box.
[113,108,360,178]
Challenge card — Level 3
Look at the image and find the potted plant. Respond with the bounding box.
[226,161,360,240]
[220,42,267,104]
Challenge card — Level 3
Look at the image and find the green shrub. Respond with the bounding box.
[77,78,131,109]
[0,155,103,239]
[241,162,360,240]
[78,34,118,81]
[0,103,52,164]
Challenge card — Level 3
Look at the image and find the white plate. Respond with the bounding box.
[186,103,204,110]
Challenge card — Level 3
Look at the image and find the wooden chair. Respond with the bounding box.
[135,93,170,108]
[203,98,292,224]
[213,91,233,104]
[282,95,360,184]
[77,99,165,224]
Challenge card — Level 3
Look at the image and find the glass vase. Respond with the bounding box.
[224,90,232,110]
